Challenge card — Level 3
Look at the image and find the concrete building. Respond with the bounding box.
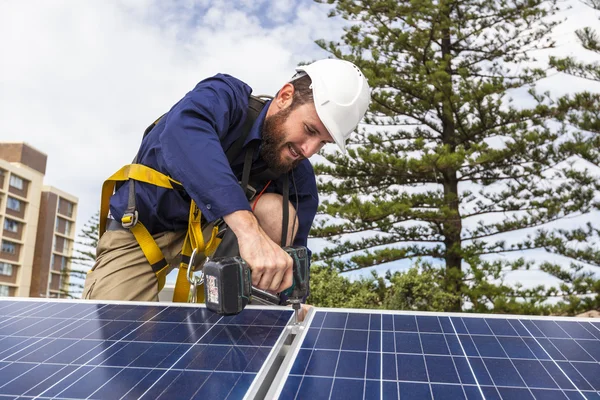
[0,143,78,298]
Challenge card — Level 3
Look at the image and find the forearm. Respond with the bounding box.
[223,210,262,242]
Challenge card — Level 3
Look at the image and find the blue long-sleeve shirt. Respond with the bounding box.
[109,74,319,255]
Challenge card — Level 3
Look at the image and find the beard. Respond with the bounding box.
[260,106,303,175]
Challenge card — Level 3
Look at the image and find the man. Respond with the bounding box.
[83,58,371,305]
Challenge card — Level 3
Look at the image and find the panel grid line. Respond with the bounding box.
[327,313,349,400]
[448,317,486,400]
[514,319,586,399]
[380,314,383,400]
[362,314,370,400]
[392,315,400,400]
[415,315,434,399]
[439,317,470,399]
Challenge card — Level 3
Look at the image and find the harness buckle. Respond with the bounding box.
[121,210,139,229]
[239,182,257,201]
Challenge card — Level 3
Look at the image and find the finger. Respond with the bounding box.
[269,268,286,292]
[257,267,275,291]
[276,266,293,293]
[250,265,264,287]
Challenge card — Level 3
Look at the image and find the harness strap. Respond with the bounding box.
[281,174,290,246]
[101,95,271,302]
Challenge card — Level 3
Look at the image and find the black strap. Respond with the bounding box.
[225,96,268,164]
[241,143,256,199]
[281,174,290,246]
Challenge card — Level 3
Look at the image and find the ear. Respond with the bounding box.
[274,83,294,110]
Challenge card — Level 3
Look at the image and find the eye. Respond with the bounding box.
[304,124,318,136]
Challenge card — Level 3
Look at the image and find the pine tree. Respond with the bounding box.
[311,0,599,312]
[62,212,99,298]
[541,0,600,313]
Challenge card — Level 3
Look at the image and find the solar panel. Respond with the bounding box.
[0,298,292,400]
[273,309,600,400]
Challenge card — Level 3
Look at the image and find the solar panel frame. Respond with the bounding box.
[0,297,294,400]
[270,307,600,400]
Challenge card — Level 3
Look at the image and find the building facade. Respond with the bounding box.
[0,143,78,298]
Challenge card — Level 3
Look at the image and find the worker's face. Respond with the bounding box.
[261,101,334,174]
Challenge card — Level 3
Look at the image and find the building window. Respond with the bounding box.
[7,197,21,212]
[67,202,73,218]
[1,241,16,254]
[4,218,18,233]
[65,220,72,236]
[0,285,8,297]
[9,175,24,190]
[0,263,12,276]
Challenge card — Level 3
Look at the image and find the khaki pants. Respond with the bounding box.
[82,229,186,302]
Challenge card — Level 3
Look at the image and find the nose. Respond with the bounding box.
[300,138,323,158]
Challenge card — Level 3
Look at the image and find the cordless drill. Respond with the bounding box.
[203,246,309,321]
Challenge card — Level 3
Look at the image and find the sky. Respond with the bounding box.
[1,0,599,293]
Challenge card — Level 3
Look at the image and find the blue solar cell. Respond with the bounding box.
[399,382,432,399]
[305,349,338,377]
[424,355,460,383]
[345,313,369,330]
[330,378,364,400]
[395,332,422,353]
[295,376,333,399]
[382,353,397,380]
[368,313,381,331]
[417,316,443,333]
[365,352,380,380]
[367,329,381,352]
[340,329,368,351]
[364,379,380,400]
[420,333,450,355]
[322,312,347,329]
[394,315,418,332]
[382,381,399,400]
[335,351,366,379]
[397,354,428,382]
[382,331,395,352]
[431,384,465,400]
[315,329,344,350]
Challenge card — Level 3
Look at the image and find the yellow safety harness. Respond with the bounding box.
[98,96,269,302]
[99,164,221,302]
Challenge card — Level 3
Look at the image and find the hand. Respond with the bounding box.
[224,210,294,292]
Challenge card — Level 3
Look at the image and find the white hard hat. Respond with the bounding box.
[295,59,371,153]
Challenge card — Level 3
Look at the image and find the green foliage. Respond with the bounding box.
[307,265,385,309]
[62,212,99,298]
[310,0,600,312]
